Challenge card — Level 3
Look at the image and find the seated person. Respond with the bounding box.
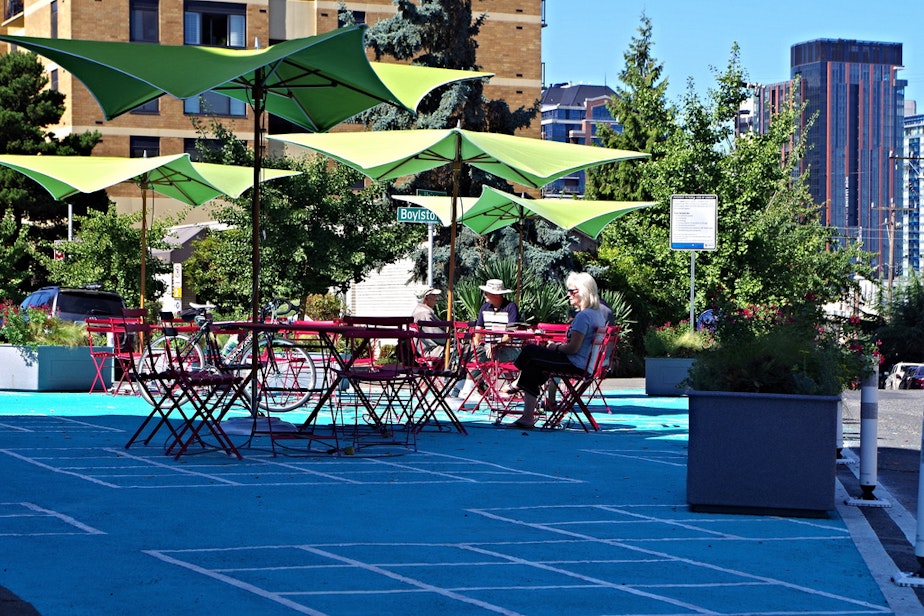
[505,272,605,428]
[468,278,521,394]
[411,288,445,360]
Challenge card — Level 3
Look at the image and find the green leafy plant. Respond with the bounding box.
[685,297,878,395]
[643,320,712,358]
[0,301,87,348]
[302,293,345,321]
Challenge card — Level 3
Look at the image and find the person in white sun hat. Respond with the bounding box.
[450,278,521,398]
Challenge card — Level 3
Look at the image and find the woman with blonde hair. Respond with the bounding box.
[505,272,606,429]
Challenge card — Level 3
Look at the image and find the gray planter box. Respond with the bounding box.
[645,357,695,396]
[686,389,840,517]
[0,345,110,392]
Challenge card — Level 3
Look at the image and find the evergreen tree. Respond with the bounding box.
[0,50,105,292]
[586,13,673,202]
[341,1,580,288]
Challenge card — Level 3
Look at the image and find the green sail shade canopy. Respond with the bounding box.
[395,185,655,239]
[0,153,297,306]
[0,26,489,322]
[271,127,649,320]
[270,127,647,188]
[0,28,490,132]
[395,185,655,294]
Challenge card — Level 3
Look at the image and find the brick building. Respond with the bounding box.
[1,0,543,221]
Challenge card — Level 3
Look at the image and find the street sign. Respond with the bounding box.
[670,194,718,250]
[397,206,441,225]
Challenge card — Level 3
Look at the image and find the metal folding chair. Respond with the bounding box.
[85,317,116,393]
[538,326,611,431]
[408,321,471,434]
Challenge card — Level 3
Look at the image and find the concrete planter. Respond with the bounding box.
[686,389,841,517]
[0,345,109,392]
[645,357,695,396]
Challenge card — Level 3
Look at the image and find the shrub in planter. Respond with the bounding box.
[643,320,712,359]
[0,301,87,348]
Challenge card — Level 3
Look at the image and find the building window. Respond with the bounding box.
[50,69,58,92]
[131,99,159,114]
[184,1,245,47]
[183,137,224,162]
[50,0,57,38]
[130,0,159,43]
[130,136,160,158]
[183,91,246,117]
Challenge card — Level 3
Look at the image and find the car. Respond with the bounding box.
[19,286,127,323]
[884,362,924,390]
[899,365,924,390]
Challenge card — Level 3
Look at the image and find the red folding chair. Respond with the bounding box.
[538,326,611,431]
[408,320,470,434]
[85,317,116,393]
[586,325,621,413]
[335,316,417,450]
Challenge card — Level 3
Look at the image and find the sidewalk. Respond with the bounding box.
[0,381,917,615]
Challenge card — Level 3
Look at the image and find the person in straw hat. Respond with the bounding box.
[453,278,521,397]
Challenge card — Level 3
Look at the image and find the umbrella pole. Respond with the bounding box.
[444,136,463,358]
[250,74,266,414]
[140,183,148,309]
[517,204,524,305]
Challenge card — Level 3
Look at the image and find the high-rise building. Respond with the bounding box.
[1,0,543,223]
[790,39,906,280]
[540,82,618,195]
[901,114,924,274]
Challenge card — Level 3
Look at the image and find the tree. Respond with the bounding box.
[586,13,673,202]
[37,204,173,308]
[591,25,872,368]
[183,133,421,315]
[0,210,32,300]
[343,0,576,287]
[877,273,924,367]
[0,50,106,292]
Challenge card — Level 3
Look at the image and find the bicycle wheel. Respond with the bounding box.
[240,336,317,412]
[137,334,205,406]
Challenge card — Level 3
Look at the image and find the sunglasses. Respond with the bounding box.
[567,288,580,296]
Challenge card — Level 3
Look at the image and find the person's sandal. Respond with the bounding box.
[508,418,535,430]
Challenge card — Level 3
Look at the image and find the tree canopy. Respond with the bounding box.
[589,18,872,354]
[0,50,106,295]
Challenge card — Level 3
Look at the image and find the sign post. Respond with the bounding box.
[670,195,718,330]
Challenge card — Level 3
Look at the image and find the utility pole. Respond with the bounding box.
[872,201,913,302]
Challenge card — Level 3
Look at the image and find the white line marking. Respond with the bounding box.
[470,507,891,613]
[0,449,122,488]
[296,545,526,616]
[144,549,330,616]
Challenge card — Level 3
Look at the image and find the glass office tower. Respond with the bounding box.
[791,39,905,279]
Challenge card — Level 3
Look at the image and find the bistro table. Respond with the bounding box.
[218,320,438,455]
[467,327,549,420]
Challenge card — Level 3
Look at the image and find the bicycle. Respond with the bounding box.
[137,298,319,413]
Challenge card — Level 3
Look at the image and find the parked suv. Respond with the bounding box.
[20,286,126,323]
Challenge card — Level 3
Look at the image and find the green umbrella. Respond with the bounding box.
[270,127,649,320]
[0,26,488,321]
[395,185,655,295]
[396,185,655,238]
[0,153,296,307]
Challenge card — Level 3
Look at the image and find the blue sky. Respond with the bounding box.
[542,1,924,108]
